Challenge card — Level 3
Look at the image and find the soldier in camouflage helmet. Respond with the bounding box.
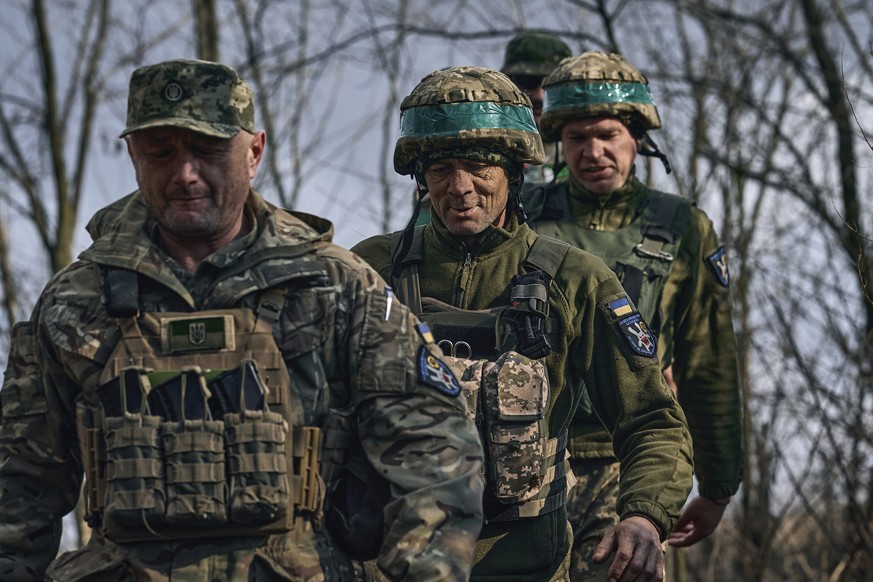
[352,65,693,581]
[0,58,486,581]
[524,51,744,581]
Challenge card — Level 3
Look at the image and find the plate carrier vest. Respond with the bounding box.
[392,227,575,523]
[78,268,350,542]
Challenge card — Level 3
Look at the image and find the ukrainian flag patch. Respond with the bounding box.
[609,296,634,317]
[416,322,435,345]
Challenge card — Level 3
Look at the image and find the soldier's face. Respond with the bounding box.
[561,117,638,195]
[425,158,510,245]
[127,127,264,243]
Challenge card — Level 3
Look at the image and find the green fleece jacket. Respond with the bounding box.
[352,213,693,581]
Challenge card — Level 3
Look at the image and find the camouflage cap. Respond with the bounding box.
[540,51,661,142]
[120,59,255,138]
[501,32,572,78]
[394,66,545,176]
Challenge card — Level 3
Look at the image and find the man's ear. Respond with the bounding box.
[248,130,267,179]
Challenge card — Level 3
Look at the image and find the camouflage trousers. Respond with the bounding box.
[47,525,356,581]
[566,457,621,582]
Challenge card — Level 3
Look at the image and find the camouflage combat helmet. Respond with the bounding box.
[501,32,572,78]
[539,51,661,142]
[394,66,545,177]
[121,59,255,138]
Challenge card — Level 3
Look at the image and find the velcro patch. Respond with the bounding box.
[706,245,730,287]
[618,313,657,357]
[161,315,234,353]
[417,346,462,397]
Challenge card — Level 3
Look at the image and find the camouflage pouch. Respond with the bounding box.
[161,418,227,526]
[438,353,487,422]
[102,413,167,529]
[225,409,290,523]
[482,351,549,504]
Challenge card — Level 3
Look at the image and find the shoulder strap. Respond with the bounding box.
[102,267,140,318]
[523,181,569,223]
[389,226,425,315]
[525,235,571,278]
[636,191,684,261]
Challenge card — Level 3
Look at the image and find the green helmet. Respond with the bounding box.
[539,51,661,142]
[394,66,545,176]
[501,31,572,78]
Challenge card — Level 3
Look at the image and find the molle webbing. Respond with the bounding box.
[485,432,570,522]
[84,269,328,540]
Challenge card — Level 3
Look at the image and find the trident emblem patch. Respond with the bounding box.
[188,322,206,345]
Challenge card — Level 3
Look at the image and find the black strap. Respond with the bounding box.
[637,193,682,260]
[102,267,140,318]
[614,262,644,306]
[391,226,425,315]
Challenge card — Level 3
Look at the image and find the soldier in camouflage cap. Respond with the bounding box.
[0,58,486,581]
[524,51,743,581]
[352,65,694,581]
[501,31,572,125]
[501,32,571,183]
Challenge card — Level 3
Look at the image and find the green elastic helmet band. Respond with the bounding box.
[543,81,654,110]
[399,101,539,138]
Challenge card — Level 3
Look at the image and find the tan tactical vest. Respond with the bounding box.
[77,271,347,542]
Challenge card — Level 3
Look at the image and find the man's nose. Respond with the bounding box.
[170,152,200,185]
[446,168,474,196]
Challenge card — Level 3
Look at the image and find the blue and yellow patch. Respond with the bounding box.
[417,346,462,397]
[706,245,730,287]
[415,322,435,345]
[618,313,657,357]
[608,296,634,317]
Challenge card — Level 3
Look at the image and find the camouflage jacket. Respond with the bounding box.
[524,174,743,499]
[0,191,485,582]
[351,215,693,578]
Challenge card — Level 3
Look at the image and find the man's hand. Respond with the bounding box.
[592,515,664,581]
[666,495,728,547]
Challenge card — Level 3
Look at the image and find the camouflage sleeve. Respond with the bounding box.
[568,264,694,539]
[0,315,83,580]
[346,269,485,581]
[670,209,743,499]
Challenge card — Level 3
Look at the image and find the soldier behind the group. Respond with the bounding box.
[352,65,693,581]
[0,58,486,581]
[501,31,572,183]
[523,51,743,580]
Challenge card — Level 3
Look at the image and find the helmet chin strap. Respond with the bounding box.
[637,132,672,174]
[510,170,527,223]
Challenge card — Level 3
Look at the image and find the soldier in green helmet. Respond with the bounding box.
[523,51,744,581]
[351,65,693,581]
[0,58,486,581]
[502,31,572,183]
